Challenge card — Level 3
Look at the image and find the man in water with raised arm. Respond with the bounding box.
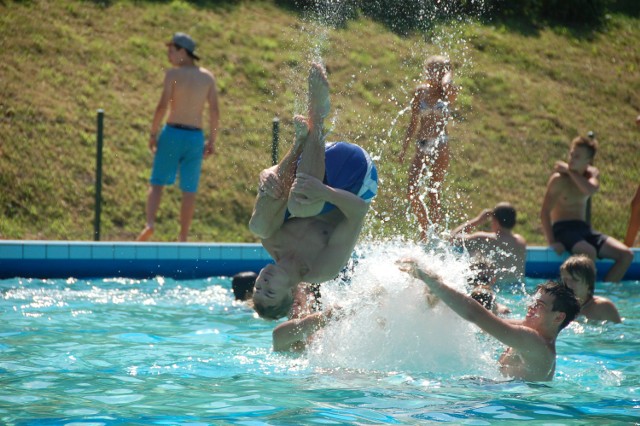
[137,32,220,242]
[399,259,580,381]
[249,63,378,320]
[451,202,527,284]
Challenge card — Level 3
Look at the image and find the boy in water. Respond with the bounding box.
[249,63,377,320]
[468,256,511,315]
[138,32,220,242]
[560,255,621,323]
[451,202,527,284]
[271,283,328,352]
[540,135,633,282]
[399,259,580,381]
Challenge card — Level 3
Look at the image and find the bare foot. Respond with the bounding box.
[136,226,154,242]
[293,114,309,149]
[308,62,330,124]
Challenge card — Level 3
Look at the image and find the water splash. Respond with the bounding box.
[305,240,500,378]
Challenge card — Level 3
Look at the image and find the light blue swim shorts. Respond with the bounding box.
[150,124,205,193]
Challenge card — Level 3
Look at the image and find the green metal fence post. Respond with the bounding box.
[271,116,280,166]
[94,109,104,241]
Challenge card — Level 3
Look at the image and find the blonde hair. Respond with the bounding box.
[425,55,450,69]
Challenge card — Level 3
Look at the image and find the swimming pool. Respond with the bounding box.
[1,244,638,424]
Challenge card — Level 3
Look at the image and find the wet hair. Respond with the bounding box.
[493,202,517,229]
[571,135,598,160]
[471,287,495,310]
[536,281,581,331]
[252,292,294,321]
[468,256,496,287]
[560,254,596,297]
[231,271,257,301]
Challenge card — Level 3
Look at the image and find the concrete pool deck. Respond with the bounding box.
[0,240,639,280]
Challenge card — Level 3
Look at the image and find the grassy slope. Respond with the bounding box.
[0,0,638,245]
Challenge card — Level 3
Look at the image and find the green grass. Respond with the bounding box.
[0,0,639,245]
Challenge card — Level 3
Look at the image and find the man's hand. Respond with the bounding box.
[291,172,326,204]
[148,136,157,154]
[397,257,419,276]
[258,169,285,199]
[204,140,215,158]
[554,161,569,174]
[397,258,441,285]
[479,208,493,223]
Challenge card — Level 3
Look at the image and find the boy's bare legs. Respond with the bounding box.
[137,185,164,241]
[427,143,450,227]
[598,237,634,282]
[179,192,197,242]
[287,63,330,217]
[624,184,640,247]
[248,115,308,239]
[407,155,429,241]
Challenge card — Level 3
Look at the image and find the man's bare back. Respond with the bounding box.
[465,233,526,283]
[451,203,527,283]
[165,66,215,128]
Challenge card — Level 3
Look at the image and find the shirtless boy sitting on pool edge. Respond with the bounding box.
[540,135,633,282]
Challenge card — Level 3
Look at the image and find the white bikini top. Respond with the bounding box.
[419,98,449,116]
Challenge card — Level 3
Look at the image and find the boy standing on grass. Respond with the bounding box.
[137,32,220,242]
[540,135,633,282]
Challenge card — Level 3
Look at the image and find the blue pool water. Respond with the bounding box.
[1,245,638,424]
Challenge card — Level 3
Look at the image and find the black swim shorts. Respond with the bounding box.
[552,220,608,257]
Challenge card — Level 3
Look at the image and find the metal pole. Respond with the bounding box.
[271,116,280,166]
[94,109,104,241]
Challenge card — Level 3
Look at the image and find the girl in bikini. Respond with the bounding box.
[399,55,458,240]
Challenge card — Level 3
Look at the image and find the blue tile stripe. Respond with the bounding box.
[0,241,638,280]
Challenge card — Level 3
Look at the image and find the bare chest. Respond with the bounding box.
[263,217,334,261]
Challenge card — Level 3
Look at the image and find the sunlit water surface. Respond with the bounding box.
[1,242,638,424]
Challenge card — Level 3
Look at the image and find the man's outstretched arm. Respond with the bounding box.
[398,259,541,351]
[273,311,328,352]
